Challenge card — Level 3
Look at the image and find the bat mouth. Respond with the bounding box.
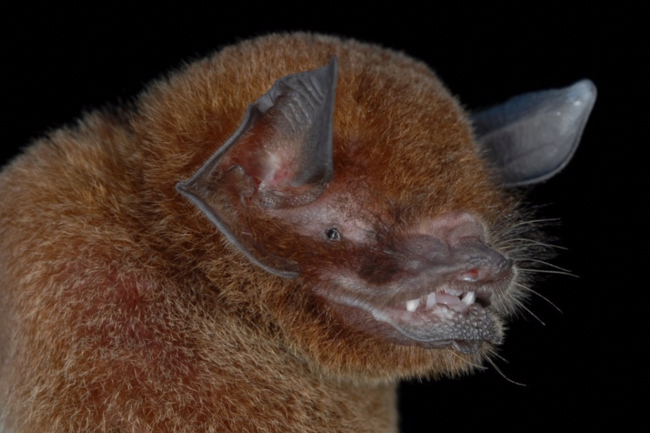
[369,285,501,354]
[321,283,503,354]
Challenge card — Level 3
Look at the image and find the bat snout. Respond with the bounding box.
[394,211,513,298]
[450,237,513,286]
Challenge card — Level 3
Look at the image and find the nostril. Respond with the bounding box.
[454,256,513,285]
[459,268,481,282]
[449,241,513,285]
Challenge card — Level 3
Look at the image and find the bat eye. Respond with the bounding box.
[325,228,341,242]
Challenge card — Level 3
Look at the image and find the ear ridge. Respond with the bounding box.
[252,56,338,208]
[472,79,597,186]
[176,58,339,278]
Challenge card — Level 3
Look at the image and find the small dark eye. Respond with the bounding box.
[325,228,341,242]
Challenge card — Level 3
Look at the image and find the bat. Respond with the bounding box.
[0,33,595,432]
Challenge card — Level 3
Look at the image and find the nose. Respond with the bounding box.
[450,237,513,285]
[399,211,513,286]
[401,233,513,286]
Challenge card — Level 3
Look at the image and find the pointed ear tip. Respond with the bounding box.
[570,79,598,104]
[326,56,339,75]
[573,78,596,90]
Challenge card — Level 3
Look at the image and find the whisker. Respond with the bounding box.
[515,301,546,326]
[517,258,573,274]
[447,337,526,386]
[517,268,578,278]
[484,356,527,387]
[491,351,510,364]
[447,349,488,372]
[498,218,561,231]
[504,238,568,250]
[514,282,563,313]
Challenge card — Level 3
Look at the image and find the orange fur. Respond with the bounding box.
[0,33,534,432]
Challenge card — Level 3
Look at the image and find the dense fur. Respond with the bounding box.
[0,33,537,432]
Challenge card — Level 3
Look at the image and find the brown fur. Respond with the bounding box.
[0,33,534,432]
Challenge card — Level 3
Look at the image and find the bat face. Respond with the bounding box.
[167,35,595,378]
[0,33,595,431]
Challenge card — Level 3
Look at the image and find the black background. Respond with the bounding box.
[2,2,645,432]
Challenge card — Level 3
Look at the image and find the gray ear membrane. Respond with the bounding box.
[472,79,597,186]
[176,57,338,278]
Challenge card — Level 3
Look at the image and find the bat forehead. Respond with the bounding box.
[263,41,502,222]
[139,33,481,183]
[139,33,506,240]
[328,99,496,221]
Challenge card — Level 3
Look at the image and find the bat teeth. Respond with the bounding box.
[404,290,476,312]
[444,288,463,296]
[425,293,437,309]
[461,291,476,305]
[406,299,420,312]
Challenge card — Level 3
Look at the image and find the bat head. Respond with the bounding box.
[146,34,595,380]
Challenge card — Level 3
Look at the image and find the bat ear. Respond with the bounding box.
[472,79,597,186]
[176,57,338,278]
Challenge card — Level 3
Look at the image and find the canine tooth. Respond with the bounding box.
[461,291,476,305]
[425,293,437,308]
[444,288,463,296]
[406,299,420,312]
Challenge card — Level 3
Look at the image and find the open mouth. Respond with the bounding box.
[326,284,501,354]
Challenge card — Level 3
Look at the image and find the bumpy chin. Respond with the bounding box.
[271,281,505,380]
[322,287,504,355]
[369,303,501,355]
